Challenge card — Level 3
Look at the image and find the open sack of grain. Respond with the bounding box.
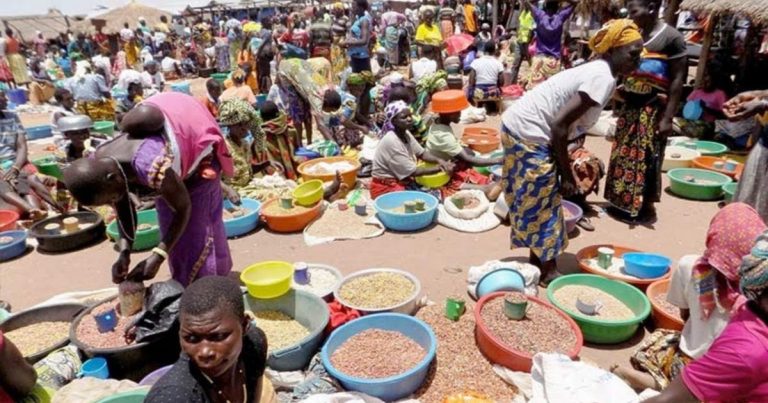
[437,190,501,233]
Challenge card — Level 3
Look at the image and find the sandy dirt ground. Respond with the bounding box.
[2,78,723,372]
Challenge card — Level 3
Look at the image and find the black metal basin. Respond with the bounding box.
[29,211,105,253]
[0,302,86,363]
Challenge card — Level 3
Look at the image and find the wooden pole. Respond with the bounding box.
[492,0,499,29]
[695,14,719,86]
[664,0,681,26]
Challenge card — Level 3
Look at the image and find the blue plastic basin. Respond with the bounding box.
[7,88,27,105]
[322,313,437,401]
[244,289,329,371]
[223,198,261,238]
[26,125,53,140]
[374,191,438,232]
[623,252,671,279]
[170,81,191,95]
[0,230,27,261]
[475,268,526,298]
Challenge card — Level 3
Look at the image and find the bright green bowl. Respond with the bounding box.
[93,121,115,136]
[547,274,651,344]
[722,182,739,202]
[667,168,732,201]
[32,155,63,180]
[473,150,504,175]
[106,209,160,251]
[211,72,229,83]
[695,140,729,156]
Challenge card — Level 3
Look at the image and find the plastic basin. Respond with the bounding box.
[475,292,583,372]
[547,274,651,344]
[464,127,500,138]
[646,279,684,331]
[93,121,115,136]
[29,211,105,253]
[475,268,525,299]
[211,72,229,83]
[7,88,27,105]
[245,289,330,371]
[334,268,422,315]
[0,230,27,261]
[321,313,436,401]
[695,140,729,156]
[623,252,671,279]
[374,191,438,232]
[668,168,732,200]
[95,390,149,403]
[414,162,450,189]
[297,156,361,189]
[662,146,700,172]
[260,198,322,233]
[692,156,743,179]
[462,133,501,154]
[170,81,191,95]
[139,365,172,386]
[241,260,294,299]
[562,200,583,235]
[223,198,261,238]
[292,179,324,206]
[0,302,86,364]
[473,151,504,175]
[298,263,343,302]
[431,89,469,113]
[0,210,19,232]
[722,182,738,202]
[32,155,63,180]
[106,209,160,251]
[576,244,671,289]
[26,125,53,140]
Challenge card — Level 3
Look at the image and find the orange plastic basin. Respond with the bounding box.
[431,90,469,114]
[462,134,501,154]
[0,210,19,232]
[260,199,322,233]
[576,244,672,290]
[692,156,743,180]
[463,127,500,138]
[646,279,684,331]
[297,156,360,189]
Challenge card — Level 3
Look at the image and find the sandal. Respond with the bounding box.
[576,217,595,232]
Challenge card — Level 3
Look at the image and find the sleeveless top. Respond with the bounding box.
[347,13,372,59]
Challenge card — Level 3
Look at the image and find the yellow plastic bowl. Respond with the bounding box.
[292,179,324,206]
[415,162,450,189]
[240,261,294,299]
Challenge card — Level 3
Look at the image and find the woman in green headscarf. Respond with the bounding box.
[218,99,265,202]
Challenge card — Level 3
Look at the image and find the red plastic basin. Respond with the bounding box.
[0,210,19,232]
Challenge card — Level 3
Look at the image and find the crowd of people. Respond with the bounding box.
[1,0,768,400]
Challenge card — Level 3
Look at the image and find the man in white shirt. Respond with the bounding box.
[410,45,439,82]
[468,41,505,107]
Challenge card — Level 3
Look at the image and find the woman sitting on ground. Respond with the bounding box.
[371,101,455,199]
[28,59,56,105]
[613,203,767,391]
[645,229,768,403]
[218,99,266,204]
[468,41,504,110]
[146,276,275,403]
[220,68,257,106]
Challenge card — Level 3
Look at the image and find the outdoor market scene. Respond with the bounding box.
[1,0,768,401]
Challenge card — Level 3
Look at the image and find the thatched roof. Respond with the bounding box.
[1,9,74,43]
[72,1,171,34]
[681,0,768,24]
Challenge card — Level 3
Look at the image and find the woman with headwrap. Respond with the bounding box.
[644,230,768,403]
[69,61,115,122]
[613,203,767,391]
[220,68,257,105]
[499,19,643,285]
[381,10,406,66]
[345,71,375,126]
[218,99,266,202]
[276,58,332,146]
[259,101,300,180]
[370,101,455,199]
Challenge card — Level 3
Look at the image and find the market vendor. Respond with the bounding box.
[371,100,455,199]
[62,92,234,287]
[146,276,275,403]
[57,114,101,162]
[317,89,367,148]
[644,230,768,403]
[0,330,37,401]
[499,19,643,285]
[613,203,766,390]
[260,101,300,180]
[425,91,502,199]
[218,98,267,204]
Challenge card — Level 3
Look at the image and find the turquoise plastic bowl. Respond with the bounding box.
[722,182,738,202]
[106,209,160,251]
[475,268,526,298]
[223,198,261,238]
[374,191,438,232]
[695,140,729,156]
[667,168,732,200]
[623,252,671,279]
[322,313,437,401]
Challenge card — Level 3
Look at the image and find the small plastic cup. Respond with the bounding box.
[576,297,603,316]
[713,161,725,170]
[724,160,738,172]
[503,295,528,321]
[355,202,367,216]
[597,247,615,269]
[279,197,294,209]
[445,297,465,321]
[293,262,311,285]
[338,201,349,211]
[94,308,118,333]
[79,357,109,379]
[403,201,417,214]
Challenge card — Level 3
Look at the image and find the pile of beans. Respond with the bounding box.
[75,301,137,349]
[251,310,310,353]
[480,294,578,356]
[292,266,338,297]
[330,329,426,379]
[415,302,518,401]
[552,285,635,320]
[5,321,70,357]
[339,272,415,309]
[653,292,682,319]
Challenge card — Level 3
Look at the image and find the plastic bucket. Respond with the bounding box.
[79,357,109,379]
[7,88,27,105]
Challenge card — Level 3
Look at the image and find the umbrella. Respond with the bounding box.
[445,34,475,56]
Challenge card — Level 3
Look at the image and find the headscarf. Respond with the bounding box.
[231,68,247,83]
[382,100,409,134]
[218,99,265,153]
[694,203,767,319]
[740,230,768,301]
[346,71,375,87]
[588,19,643,55]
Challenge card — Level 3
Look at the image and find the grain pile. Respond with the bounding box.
[339,272,415,309]
[330,329,426,379]
[653,292,682,319]
[480,295,578,356]
[76,301,137,349]
[5,321,70,357]
[222,207,251,220]
[251,310,311,353]
[305,206,380,239]
[263,203,313,217]
[292,266,338,297]
[415,302,517,402]
[552,285,635,320]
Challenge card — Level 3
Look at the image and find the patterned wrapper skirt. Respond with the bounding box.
[0,57,12,82]
[7,53,30,84]
[469,83,501,104]
[630,329,692,389]
[76,99,116,122]
[525,55,561,91]
[502,126,567,262]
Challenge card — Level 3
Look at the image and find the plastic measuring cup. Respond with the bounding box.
[79,357,109,379]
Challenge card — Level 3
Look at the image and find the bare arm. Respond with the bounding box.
[468,69,477,89]
[457,148,502,166]
[0,336,37,399]
[345,18,371,47]
[661,56,687,134]
[13,131,28,171]
[644,377,698,403]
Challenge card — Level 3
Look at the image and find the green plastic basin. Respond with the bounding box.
[93,121,115,136]
[106,209,160,251]
[473,150,504,175]
[667,168,732,201]
[695,140,729,156]
[547,274,651,344]
[32,155,63,180]
[211,72,229,83]
[95,389,149,403]
[722,182,739,202]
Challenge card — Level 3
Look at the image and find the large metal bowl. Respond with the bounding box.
[0,302,86,363]
[334,268,422,315]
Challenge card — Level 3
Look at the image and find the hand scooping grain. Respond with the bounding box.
[339,272,415,309]
[330,329,427,379]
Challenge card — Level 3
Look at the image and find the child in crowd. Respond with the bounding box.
[318,89,367,148]
[50,88,76,139]
[115,82,144,123]
[198,79,223,119]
